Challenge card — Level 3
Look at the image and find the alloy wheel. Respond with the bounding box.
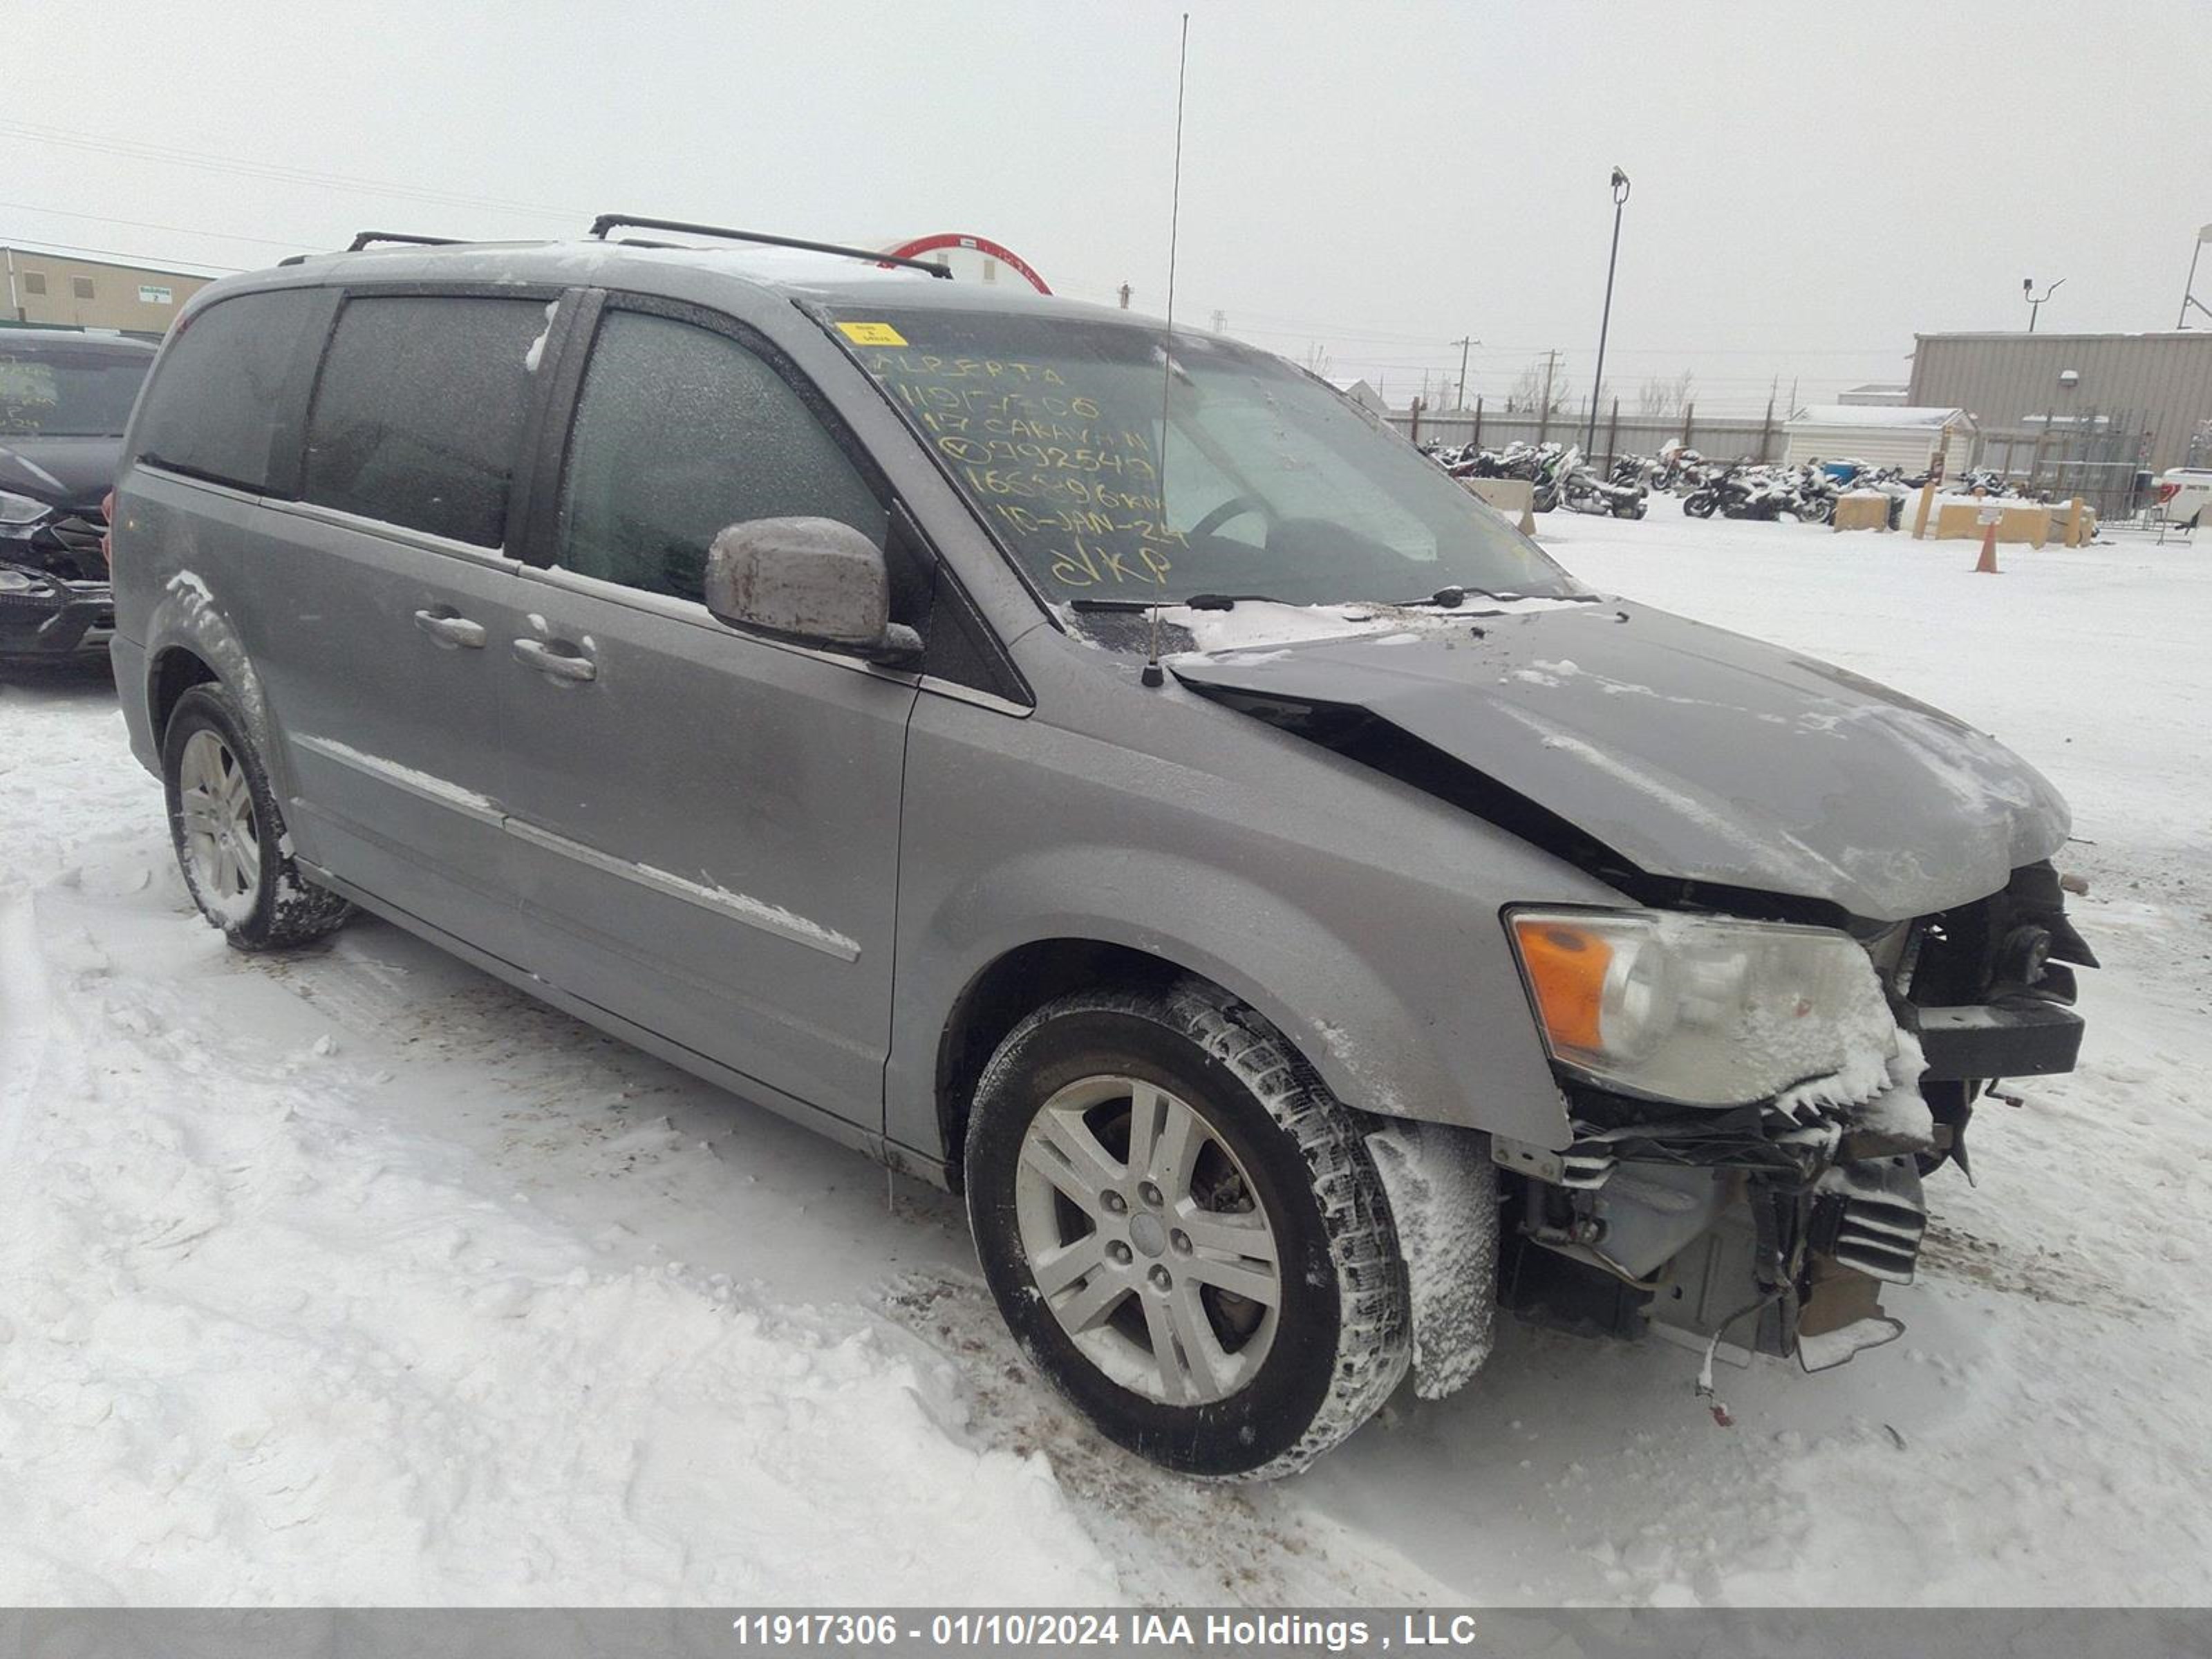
[177,728,261,903]
[1012,1074,1282,1407]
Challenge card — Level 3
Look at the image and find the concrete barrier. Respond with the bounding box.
[1460,477,1537,535]
[1933,500,2053,548]
[1832,491,1894,532]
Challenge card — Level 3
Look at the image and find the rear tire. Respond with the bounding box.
[162,683,353,951]
[965,980,1409,1479]
[1684,492,1716,518]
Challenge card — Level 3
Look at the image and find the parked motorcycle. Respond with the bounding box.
[1785,462,1840,525]
[1683,462,1792,521]
[1562,448,1649,518]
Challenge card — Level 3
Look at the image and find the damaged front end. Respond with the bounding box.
[1494,864,2094,1373]
[1159,604,2096,1379]
[1495,1082,1934,1372]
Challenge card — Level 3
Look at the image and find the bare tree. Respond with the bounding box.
[1635,370,1695,417]
[1507,356,1566,415]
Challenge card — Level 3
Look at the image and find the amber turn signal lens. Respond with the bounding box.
[1511,917,1611,1052]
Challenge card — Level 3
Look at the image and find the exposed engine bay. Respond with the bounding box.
[1494,862,2094,1373]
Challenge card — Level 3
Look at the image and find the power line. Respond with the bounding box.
[0,234,244,275]
[0,200,312,252]
[0,118,584,226]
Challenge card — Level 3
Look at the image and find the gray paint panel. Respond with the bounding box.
[1169,601,2070,924]
[887,626,1620,1156]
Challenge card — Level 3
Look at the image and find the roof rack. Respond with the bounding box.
[347,231,465,252]
[586,214,953,279]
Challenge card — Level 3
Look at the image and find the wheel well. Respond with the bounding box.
[936,939,1188,1188]
[149,647,218,740]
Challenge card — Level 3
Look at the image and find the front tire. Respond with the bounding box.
[162,683,353,951]
[966,980,1409,1479]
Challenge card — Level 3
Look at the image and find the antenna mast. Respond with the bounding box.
[1143,11,1192,688]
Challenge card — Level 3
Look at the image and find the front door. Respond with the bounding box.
[496,300,919,1129]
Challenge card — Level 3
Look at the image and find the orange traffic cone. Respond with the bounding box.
[1974,521,2000,574]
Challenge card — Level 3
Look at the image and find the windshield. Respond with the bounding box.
[0,341,152,438]
[827,306,1582,608]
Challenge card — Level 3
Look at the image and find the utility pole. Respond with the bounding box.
[1118,282,1133,310]
[1210,308,1227,334]
[1452,335,1478,412]
[1537,348,1558,444]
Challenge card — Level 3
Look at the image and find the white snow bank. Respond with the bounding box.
[0,888,1117,1604]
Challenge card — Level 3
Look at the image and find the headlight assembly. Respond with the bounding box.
[0,489,53,527]
[1507,908,1897,1107]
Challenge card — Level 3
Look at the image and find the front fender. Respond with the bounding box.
[888,834,1578,1158]
[889,650,1629,1165]
[937,843,1485,1119]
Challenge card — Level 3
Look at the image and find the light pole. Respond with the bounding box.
[1584,167,1630,456]
[2180,224,2212,328]
[2023,276,2064,332]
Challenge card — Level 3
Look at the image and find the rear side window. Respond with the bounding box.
[303,295,546,547]
[133,288,321,491]
[556,310,886,603]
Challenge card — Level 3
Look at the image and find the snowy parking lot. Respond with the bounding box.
[3,507,2208,1606]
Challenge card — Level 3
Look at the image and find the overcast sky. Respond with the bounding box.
[10,1,2209,415]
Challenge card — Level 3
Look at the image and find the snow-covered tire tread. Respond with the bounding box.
[162,684,354,953]
[973,976,1411,1479]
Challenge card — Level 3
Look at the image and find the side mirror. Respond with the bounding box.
[702,516,921,666]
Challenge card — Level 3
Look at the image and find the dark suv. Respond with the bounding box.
[1,326,157,663]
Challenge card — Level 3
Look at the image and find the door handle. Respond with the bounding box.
[512,636,597,684]
[413,608,486,649]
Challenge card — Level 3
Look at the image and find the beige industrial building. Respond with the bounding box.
[1909,330,2212,476]
[3,247,216,335]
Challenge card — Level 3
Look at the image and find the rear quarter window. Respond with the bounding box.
[301,294,547,548]
[131,288,323,491]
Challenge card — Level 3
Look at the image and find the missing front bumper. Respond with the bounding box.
[1643,1160,1926,1367]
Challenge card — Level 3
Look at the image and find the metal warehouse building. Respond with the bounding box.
[1908,330,2212,479]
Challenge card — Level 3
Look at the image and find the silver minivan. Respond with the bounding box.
[109,222,2093,1477]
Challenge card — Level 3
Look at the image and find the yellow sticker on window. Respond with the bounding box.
[836,321,908,347]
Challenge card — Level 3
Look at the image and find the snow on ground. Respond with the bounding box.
[2,502,2208,1606]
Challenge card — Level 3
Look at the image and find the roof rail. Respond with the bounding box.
[346,231,465,252]
[586,214,953,279]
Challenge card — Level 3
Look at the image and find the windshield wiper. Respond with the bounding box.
[1388,585,1496,608]
[1068,592,1280,612]
[1388,585,1602,608]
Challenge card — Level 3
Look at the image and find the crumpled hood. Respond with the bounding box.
[0,436,122,512]
[1169,599,2070,921]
